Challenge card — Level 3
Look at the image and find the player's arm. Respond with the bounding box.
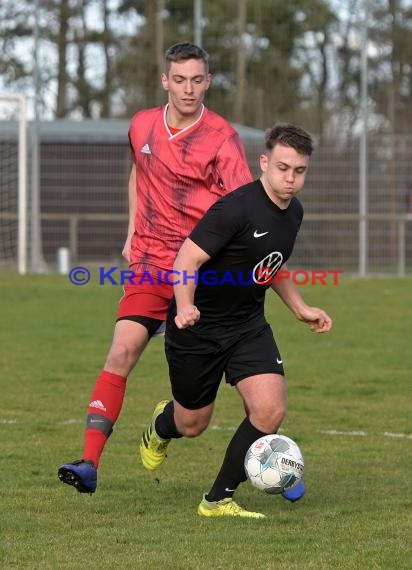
[173,238,211,329]
[122,165,137,263]
[271,264,332,333]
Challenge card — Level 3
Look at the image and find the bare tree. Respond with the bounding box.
[234,0,248,124]
[55,0,70,117]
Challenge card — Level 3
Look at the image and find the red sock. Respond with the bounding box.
[82,370,127,468]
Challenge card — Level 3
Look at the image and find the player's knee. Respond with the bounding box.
[251,404,287,433]
[177,418,209,438]
[180,425,203,437]
[271,404,287,431]
[105,341,140,371]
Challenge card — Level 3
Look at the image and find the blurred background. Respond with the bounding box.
[0,0,411,275]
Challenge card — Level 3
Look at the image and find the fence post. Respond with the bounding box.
[69,216,79,264]
[398,217,405,277]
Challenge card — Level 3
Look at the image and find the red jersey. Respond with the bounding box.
[128,104,252,272]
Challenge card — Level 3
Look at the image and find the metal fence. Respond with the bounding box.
[1,120,412,275]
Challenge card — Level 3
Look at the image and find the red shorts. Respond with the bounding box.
[117,273,173,320]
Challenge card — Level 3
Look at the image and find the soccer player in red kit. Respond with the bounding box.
[58,43,252,494]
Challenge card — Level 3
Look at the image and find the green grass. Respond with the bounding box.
[0,273,411,569]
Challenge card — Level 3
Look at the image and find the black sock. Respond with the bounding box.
[206,417,266,502]
[155,400,182,440]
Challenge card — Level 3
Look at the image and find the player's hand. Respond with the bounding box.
[122,236,132,263]
[298,306,332,333]
[122,249,130,263]
[175,305,200,329]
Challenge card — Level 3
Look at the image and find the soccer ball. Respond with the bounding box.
[244,434,304,494]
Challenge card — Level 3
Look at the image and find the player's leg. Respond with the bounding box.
[197,330,275,518]
[237,372,287,433]
[82,319,151,463]
[141,397,265,519]
[197,391,271,519]
[58,279,171,493]
[139,336,220,471]
[229,323,305,503]
[57,319,153,493]
[205,373,286,501]
[203,325,305,505]
[198,325,286,517]
[139,398,214,471]
[241,372,305,502]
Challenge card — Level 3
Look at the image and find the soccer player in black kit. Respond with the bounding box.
[139,123,333,518]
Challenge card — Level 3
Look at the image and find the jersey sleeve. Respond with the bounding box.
[214,133,253,195]
[189,194,243,257]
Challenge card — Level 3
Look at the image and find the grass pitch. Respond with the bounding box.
[0,273,411,569]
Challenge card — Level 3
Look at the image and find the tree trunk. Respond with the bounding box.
[55,0,70,117]
[234,0,248,124]
[155,0,165,106]
[101,0,112,117]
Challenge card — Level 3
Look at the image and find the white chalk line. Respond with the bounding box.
[211,425,412,440]
[320,429,412,440]
[1,419,411,440]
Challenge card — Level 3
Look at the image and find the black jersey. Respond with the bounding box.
[171,179,303,331]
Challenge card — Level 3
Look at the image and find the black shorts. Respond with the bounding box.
[165,322,284,409]
[117,315,165,338]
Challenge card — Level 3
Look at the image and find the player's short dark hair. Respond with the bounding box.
[265,123,313,156]
[164,42,209,74]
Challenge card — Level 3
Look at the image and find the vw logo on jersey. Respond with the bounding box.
[253,251,283,284]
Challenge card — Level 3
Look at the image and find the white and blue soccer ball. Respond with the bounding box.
[244,434,304,494]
